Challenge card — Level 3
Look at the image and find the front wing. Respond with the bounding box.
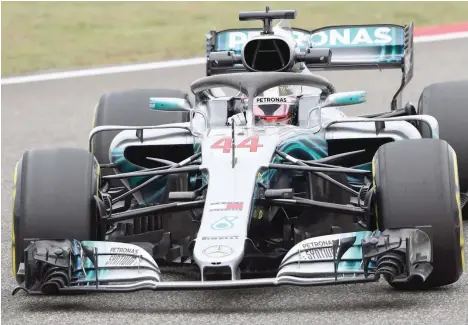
[13,228,433,295]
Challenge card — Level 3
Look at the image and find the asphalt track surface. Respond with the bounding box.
[2,38,468,325]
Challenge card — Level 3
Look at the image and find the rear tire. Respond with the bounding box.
[91,89,191,186]
[12,148,100,284]
[418,80,468,218]
[373,139,464,289]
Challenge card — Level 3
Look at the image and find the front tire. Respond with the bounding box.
[12,148,100,284]
[373,139,464,289]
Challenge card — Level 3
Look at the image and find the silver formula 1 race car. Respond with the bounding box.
[12,7,468,296]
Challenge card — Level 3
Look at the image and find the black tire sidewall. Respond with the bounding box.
[91,89,191,166]
[418,80,468,219]
[374,139,463,288]
[12,148,100,284]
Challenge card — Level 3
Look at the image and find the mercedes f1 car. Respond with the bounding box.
[12,7,467,295]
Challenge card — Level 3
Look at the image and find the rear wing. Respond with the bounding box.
[205,23,414,109]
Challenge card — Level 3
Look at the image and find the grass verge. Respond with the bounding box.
[2,1,468,77]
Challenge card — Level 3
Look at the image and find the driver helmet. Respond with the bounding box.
[253,86,296,125]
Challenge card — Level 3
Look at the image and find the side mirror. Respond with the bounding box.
[322,91,366,108]
[306,91,366,131]
[149,97,192,112]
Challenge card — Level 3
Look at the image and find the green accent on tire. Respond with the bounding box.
[452,149,465,272]
[12,160,19,277]
[372,155,379,230]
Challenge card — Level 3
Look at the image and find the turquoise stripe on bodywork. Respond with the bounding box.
[72,240,109,281]
[353,162,372,170]
[277,131,328,159]
[339,231,377,271]
[347,162,372,184]
[260,132,328,186]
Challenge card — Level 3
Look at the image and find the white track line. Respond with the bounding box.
[2,31,468,86]
[1,57,206,86]
[414,31,468,43]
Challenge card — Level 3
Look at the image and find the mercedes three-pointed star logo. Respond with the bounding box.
[202,245,233,258]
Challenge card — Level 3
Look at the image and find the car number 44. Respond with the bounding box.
[210,136,263,153]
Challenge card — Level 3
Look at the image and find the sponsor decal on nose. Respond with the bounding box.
[209,202,244,212]
[227,202,243,210]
